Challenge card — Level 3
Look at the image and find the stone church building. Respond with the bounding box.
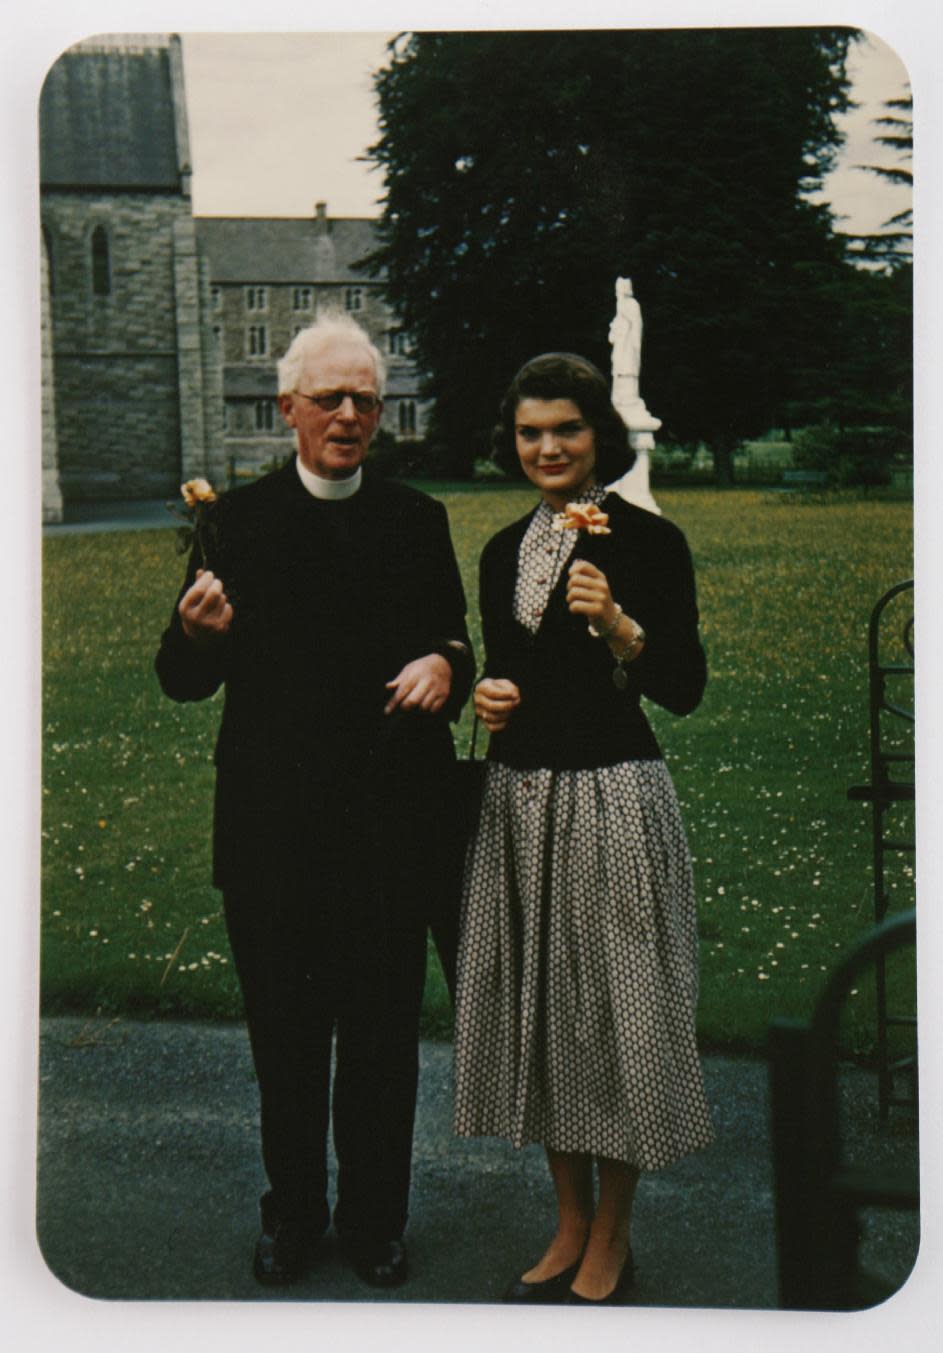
[40,34,428,523]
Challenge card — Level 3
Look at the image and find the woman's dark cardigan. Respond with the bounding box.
[479,493,706,771]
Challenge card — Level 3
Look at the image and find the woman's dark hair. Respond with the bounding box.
[491,352,635,482]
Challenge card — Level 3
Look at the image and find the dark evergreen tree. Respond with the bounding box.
[789,263,912,432]
[365,28,855,480]
[803,85,913,481]
[845,91,912,267]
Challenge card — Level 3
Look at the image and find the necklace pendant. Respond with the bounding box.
[612,665,629,691]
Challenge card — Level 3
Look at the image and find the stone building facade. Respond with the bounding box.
[39,35,430,519]
[40,35,222,520]
[40,231,63,523]
[196,207,429,478]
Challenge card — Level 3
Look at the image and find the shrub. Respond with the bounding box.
[368,430,429,478]
[651,442,695,474]
[471,456,508,483]
[793,423,909,488]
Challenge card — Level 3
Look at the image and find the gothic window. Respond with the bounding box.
[91,225,111,296]
[247,325,268,357]
[398,400,417,435]
[292,287,313,311]
[211,286,222,309]
[388,330,410,355]
[245,286,267,311]
[255,400,275,432]
[345,287,363,312]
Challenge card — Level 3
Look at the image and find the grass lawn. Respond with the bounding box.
[42,487,914,1055]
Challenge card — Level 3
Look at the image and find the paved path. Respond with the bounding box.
[43,499,176,534]
[36,1016,917,1308]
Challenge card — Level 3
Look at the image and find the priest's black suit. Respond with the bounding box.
[155,460,473,1245]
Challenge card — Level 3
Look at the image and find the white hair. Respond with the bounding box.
[276,312,386,396]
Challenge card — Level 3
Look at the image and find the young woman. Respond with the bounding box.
[454,353,713,1305]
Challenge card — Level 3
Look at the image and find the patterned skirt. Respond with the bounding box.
[453,759,714,1170]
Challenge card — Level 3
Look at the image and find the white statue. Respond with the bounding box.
[609,276,642,390]
[607,276,661,515]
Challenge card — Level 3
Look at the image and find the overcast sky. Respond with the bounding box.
[181,29,911,237]
[182,32,393,219]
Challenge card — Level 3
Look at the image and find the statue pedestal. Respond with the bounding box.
[608,399,662,516]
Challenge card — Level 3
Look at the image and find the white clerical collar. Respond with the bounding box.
[295,456,362,500]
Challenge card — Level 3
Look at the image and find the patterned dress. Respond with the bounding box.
[453,492,714,1170]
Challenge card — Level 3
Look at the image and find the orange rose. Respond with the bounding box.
[551,502,611,535]
[180,478,217,508]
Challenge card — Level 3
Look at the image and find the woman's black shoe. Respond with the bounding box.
[503,1260,581,1304]
[565,1250,636,1306]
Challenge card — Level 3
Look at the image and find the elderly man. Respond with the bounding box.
[156,314,473,1289]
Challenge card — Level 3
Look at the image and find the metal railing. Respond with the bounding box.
[847,580,915,1117]
[769,910,918,1310]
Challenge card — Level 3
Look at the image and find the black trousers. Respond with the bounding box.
[224,877,428,1243]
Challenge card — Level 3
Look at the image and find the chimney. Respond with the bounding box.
[314,201,328,234]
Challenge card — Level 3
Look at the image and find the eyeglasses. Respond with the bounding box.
[295,389,381,414]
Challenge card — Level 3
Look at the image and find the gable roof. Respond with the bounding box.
[40,42,183,190]
[195,216,379,285]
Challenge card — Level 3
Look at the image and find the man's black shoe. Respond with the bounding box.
[342,1236,409,1288]
[252,1219,318,1286]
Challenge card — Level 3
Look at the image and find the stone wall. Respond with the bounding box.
[212,279,397,369]
[196,254,226,492]
[173,214,223,491]
[41,191,199,501]
[40,235,63,523]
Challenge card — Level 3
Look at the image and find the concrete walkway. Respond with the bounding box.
[36,1016,917,1308]
[43,499,175,535]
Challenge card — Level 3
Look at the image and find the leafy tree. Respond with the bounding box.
[365,28,855,481]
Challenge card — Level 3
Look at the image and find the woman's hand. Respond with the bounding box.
[567,559,646,665]
[474,678,521,734]
[566,559,617,631]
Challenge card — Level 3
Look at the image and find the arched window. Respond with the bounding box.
[247,325,268,357]
[398,400,417,435]
[42,224,55,294]
[91,226,111,296]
